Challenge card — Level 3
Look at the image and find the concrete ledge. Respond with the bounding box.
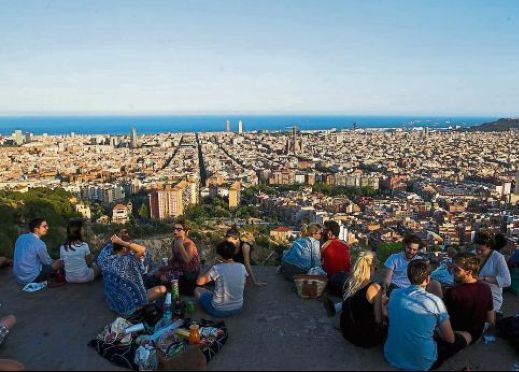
[0,267,517,371]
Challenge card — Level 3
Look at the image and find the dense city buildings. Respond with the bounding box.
[1,126,519,245]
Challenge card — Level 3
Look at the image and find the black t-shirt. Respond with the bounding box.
[444,281,493,342]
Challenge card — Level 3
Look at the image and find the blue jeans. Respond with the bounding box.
[198,292,243,318]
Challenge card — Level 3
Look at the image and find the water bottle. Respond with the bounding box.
[154,293,173,332]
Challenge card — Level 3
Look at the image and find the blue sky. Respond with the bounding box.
[0,0,518,116]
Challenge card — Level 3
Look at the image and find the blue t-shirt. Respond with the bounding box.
[384,286,449,371]
[384,252,421,288]
[13,233,54,284]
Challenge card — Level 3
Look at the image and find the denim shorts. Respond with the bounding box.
[198,292,243,318]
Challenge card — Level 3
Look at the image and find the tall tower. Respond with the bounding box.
[238,120,243,134]
[130,127,138,148]
[226,120,231,132]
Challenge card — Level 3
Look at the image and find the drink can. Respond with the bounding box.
[170,279,179,300]
[185,300,196,314]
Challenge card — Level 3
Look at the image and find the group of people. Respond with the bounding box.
[325,232,512,371]
[5,218,265,321]
[1,216,516,371]
[280,220,351,296]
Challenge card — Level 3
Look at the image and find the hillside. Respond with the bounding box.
[466,118,519,132]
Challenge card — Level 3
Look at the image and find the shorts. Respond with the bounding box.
[431,333,468,370]
[280,261,306,281]
[66,268,95,284]
[198,292,243,318]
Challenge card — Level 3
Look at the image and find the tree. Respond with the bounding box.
[138,203,149,219]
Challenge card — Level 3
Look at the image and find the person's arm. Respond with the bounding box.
[486,310,496,326]
[242,243,266,287]
[196,267,214,286]
[174,239,196,264]
[36,243,54,266]
[383,255,395,288]
[366,283,383,324]
[438,318,456,344]
[111,235,146,258]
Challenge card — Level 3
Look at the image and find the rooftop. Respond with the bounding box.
[0,267,517,371]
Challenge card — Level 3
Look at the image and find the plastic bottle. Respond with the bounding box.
[189,323,201,344]
[154,293,173,332]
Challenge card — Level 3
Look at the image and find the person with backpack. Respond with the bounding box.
[280,224,323,281]
[225,227,266,287]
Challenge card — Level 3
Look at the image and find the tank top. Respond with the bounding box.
[233,241,254,265]
[340,282,386,347]
[174,240,200,274]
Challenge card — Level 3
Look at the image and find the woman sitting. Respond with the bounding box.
[280,224,323,280]
[339,251,387,348]
[97,234,167,315]
[225,227,266,287]
[475,231,511,313]
[195,241,248,318]
[169,220,200,296]
[59,220,100,284]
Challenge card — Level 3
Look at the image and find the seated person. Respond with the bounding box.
[169,220,200,296]
[383,234,442,297]
[225,227,266,287]
[0,257,12,269]
[195,241,248,318]
[476,231,511,313]
[339,251,387,348]
[444,253,494,343]
[280,224,323,280]
[321,220,351,297]
[97,234,167,315]
[59,219,100,284]
[0,315,24,371]
[13,218,63,285]
[384,260,471,371]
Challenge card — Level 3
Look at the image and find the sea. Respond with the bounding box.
[0,115,496,135]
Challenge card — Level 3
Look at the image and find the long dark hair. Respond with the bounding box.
[64,220,84,252]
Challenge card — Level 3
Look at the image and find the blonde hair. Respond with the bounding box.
[343,251,376,300]
[300,224,322,238]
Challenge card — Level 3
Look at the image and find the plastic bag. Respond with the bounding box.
[22,282,47,293]
[97,317,134,345]
[307,267,327,276]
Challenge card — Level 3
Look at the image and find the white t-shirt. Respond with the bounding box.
[479,250,512,311]
[209,263,248,311]
[60,242,91,279]
[384,252,422,288]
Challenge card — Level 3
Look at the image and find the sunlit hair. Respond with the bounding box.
[343,251,376,300]
[300,224,322,238]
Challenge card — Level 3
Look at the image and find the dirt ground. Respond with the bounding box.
[0,267,518,371]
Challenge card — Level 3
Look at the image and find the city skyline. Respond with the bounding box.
[0,0,518,116]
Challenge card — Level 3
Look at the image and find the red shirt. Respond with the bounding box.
[322,239,351,278]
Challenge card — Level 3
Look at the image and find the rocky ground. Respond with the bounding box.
[0,267,518,371]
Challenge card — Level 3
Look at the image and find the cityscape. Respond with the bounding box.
[1,121,519,251]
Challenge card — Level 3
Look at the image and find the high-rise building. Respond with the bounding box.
[149,181,198,220]
[13,130,23,146]
[238,120,243,134]
[228,181,241,208]
[226,120,231,132]
[130,127,138,148]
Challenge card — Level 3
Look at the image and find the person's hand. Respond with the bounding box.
[111,234,126,246]
[254,281,267,287]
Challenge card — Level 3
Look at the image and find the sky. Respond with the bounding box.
[0,0,518,116]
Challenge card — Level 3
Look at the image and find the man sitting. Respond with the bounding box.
[321,220,351,297]
[384,260,471,371]
[97,234,166,315]
[12,218,63,285]
[383,234,442,297]
[444,253,494,343]
[0,315,24,371]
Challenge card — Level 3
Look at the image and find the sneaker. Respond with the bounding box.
[323,296,336,317]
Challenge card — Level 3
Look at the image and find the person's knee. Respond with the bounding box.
[0,359,25,371]
[1,315,16,330]
[158,285,167,295]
